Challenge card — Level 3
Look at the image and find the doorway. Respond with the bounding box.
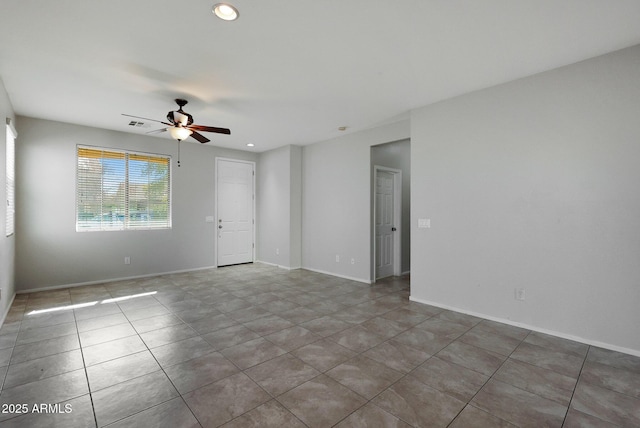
[216,158,255,267]
[374,166,402,279]
[371,139,411,282]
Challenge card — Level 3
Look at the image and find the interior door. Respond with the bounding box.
[216,158,255,267]
[376,170,395,279]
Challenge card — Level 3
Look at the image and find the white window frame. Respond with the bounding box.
[5,118,17,237]
[76,145,172,232]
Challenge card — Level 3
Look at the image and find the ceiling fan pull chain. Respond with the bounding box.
[177,140,181,167]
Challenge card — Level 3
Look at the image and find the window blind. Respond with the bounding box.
[76,146,171,231]
[5,119,16,237]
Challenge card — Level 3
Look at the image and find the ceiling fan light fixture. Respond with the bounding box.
[169,126,193,141]
[213,3,239,21]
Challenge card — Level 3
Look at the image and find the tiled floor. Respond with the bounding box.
[0,264,639,427]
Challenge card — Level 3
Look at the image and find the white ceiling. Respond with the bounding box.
[1,1,640,152]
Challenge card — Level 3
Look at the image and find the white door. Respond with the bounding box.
[376,170,395,279]
[216,158,255,267]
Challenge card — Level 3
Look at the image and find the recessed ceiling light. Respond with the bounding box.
[246,143,255,147]
[213,3,239,21]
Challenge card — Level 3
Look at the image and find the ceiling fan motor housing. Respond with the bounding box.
[167,110,193,126]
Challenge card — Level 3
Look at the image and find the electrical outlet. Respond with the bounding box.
[124,256,131,265]
[276,248,279,255]
[335,255,340,262]
[515,288,525,301]
[351,258,355,265]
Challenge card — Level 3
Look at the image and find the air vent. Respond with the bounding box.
[128,120,146,127]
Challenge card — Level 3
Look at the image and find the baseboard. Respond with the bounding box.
[0,292,17,327]
[401,270,411,276]
[301,267,372,284]
[409,295,640,358]
[16,265,218,294]
[255,260,301,271]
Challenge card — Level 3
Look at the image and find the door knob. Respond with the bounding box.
[218,225,223,229]
[391,227,397,231]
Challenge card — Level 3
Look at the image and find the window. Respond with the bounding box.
[76,146,171,231]
[5,119,16,237]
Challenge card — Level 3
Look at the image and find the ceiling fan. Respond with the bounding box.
[122,98,231,144]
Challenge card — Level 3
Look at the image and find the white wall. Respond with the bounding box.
[302,121,410,282]
[0,77,16,319]
[289,145,302,269]
[15,117,257,291]
[257,144,302,269]
[371,139,411,274]
[410,45,640,355]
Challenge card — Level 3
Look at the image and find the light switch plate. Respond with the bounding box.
[418,218,431,228]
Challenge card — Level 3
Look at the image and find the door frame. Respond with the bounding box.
[373,165,402,280]
[214,157,256,267]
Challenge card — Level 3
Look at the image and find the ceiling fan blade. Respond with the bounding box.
[146,128,167,134]
[122,114,171,126]
[188,124,231,135]
[190,131,210,144]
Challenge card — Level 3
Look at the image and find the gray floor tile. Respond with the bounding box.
[459,327,523,356]
[326,355,403,399]
[372,376,466,427]
[449,405,517,428]
[150,336,215,367]
[328,325,386,353]
[414,317,470,340]
[221,337,287,370]
[524,331,589,358]
[410,356,489,402]
[0,370,89,422]
[201,324,261,351]
[510,341,584,378]
[586,346,640,374]
[571,379,640,427]
[130,313,184,334]
[16,322,77,346]
[243,315,295,336]
[10,334,79,364]
[164,351,238,394]
[264,326,321,352]
[221,400,305,428]
[92,371,178,427]
[3,266,640,427]
[82,335,147,366]
[79,323,137,348]
[0,394,96,428]
[188,313,238,335]
[300,316,351,337]
[363,339,431,373]
[580,360,640,398]
[76,313,129,333]
[139,323,197,348]
[87,350,160,391]
[471,379,567,428]
[393,327,453,355]
[183,372,270,428]
[277,375,367,428]
[334,403,412,428]
[4,349,84,389]
[245,354,320,396]
[291,339,357,372]
[494,358,577,405]
[104,397,199,428]
[563,407,620,428]
[437,341,506,376]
